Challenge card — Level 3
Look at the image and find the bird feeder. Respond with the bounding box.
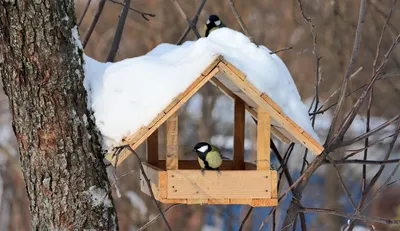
[105,55,323,206]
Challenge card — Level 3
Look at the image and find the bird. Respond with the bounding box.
[204,14,226,37]
[193,142,227,174]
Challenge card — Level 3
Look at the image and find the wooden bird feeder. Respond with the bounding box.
[105,55,324,207]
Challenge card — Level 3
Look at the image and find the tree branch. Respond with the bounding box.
[78,0,92,27]
[113,145,172,231]
[83,0,106,48]
[325,0,367,145]
[301,207,400,225]
[106,0,131,62]
[170,0,201,38]
[176,0,207,44]
[107,0,156,20]
[228,0,255,43]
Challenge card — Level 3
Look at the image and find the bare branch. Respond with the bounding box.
[300,207,400,225]
[176,0,207,44]
[107,0,156,20]
[228,0,255,43]
[170,0,201,38]
[327,158,400,165]
[269,46,293,55]
[238,207,253,231]
[106,0,131,62]
[137,204,182,231]
[113,145,172,231]
[83,0,106,48]
[78,0,92,27]
[336,114,400,148]
[325,0,367,145]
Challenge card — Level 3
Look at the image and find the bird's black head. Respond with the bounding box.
[193,142,211,154]
[206,14,222,27]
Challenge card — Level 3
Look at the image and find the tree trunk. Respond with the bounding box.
[0,1,118,230]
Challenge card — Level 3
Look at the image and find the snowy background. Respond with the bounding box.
[0,0,399,231]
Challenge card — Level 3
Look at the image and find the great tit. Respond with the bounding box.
[204,14,226,37]
[193,142,226,174]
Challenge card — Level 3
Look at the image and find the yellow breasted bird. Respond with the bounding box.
[193,142,228,174]
[204,14,226,37]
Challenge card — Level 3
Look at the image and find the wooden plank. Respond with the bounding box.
[218,62,324,155]
[250,199,278,207]
[108,66,220,166]
[260,93,283,114]
[157,160,234,170]
[147,130,159,166]
[202,55,224,76]
[270,170,278,198]
[257,107,271,170]
[140,163,163,200]
[233,96,246,170]
[166,112,178,170]
[167,170,271,199]
[221,59,246,80]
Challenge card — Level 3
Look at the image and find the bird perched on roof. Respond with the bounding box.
[204,14,226,37]
[193,142,227,174]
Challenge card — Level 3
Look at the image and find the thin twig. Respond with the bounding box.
[238,207,253,231]
[327,158,400,165]
[176,0,207,44]
[228,0,255,43]
[106,0,131,62]
[137,204,182,231]
[269,47,293,55]
[107,0,156,20]
[170,0,201,38]
[78,0,92,27]
[325,0,367,145]
[301,207,400,225]
[115,145,172,231]
[83,0,106,48]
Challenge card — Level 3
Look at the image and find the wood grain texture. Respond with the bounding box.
[233,96,246,170]
[257,107,271,170]
[166,112,178,170]
[147,130,159,166]
[167,170,271,199]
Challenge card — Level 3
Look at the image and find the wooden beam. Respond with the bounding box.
[105,62,221,166]
[146,130,159,166]
[166,112,178,170]
[257,107,270,170]
[233,96,245,170]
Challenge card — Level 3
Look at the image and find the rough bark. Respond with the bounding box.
[0,1,118,230]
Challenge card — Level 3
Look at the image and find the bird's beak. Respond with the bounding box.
[192,148,196,152]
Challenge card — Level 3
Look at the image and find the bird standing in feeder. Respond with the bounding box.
[193,142,227,174]
[204,14,226,37]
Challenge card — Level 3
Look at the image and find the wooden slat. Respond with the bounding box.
[250,199,278,207]
[233,96,245,170]
[270,170,278,198]
[140,163,164,200]
[166,112,178,170]
[218,62,324,155]
[106,64,221,166]
[202,55,224,75]
[158,198,277,206]
[167,170,271,199]
[147,130,159,166]
[257,107,271,170]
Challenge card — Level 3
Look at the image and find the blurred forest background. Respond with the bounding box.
[0,0,400,230]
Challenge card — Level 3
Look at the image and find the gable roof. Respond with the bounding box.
[106,55,324,166]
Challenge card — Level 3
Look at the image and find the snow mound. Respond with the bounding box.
[84,28,320,151]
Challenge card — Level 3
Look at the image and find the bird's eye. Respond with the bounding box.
[215,20,221,26]
[206,20,210,25]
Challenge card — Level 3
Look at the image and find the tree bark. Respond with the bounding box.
[0,1,118,230]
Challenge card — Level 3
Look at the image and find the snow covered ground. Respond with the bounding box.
[83,28,319,151]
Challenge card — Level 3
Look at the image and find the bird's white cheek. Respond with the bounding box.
[206,19,210,25]
[215,20,221,26]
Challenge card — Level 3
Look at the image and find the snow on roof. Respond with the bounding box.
[83,28,320,150]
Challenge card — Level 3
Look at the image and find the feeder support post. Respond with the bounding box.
[147,129,159,166]
[233,96,246,170]
[166,112,179,170]
[257,107,271,170]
